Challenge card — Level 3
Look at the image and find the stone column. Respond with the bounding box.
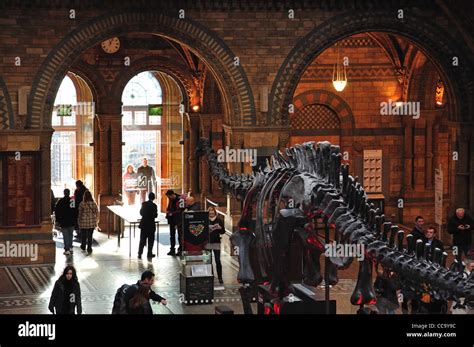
[182,113,190,193]
[40,130,54,222]
[200,116,212,205]
[455,126,473,210]
[96,113,122,231]
[188,114,200,195]
[110,116,122,196]
[228,131,244,221]
[402,119,414,190]
[469,126,474,213]
[425,118,435,189]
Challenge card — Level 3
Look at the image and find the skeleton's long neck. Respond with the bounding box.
[198,138,253,199]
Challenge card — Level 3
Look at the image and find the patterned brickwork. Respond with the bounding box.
[291,104,339,130]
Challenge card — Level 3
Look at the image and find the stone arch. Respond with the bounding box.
[269,10,473,126]
[110,56,197,112]
[68,62,104,106]
[0,77,14,130]
[28,10,256,129]
[292,89,354,135]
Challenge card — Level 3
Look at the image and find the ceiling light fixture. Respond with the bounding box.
[332,43,347,92]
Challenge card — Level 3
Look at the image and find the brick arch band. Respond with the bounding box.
[27,10,256,129]
[0,77,14,130]
[269,10,474,126]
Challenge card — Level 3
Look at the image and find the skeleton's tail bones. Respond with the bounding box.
[197,137,474,303]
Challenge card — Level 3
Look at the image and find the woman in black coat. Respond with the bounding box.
[48,265,82,314]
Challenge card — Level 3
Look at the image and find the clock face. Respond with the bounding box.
[101,37,120,54]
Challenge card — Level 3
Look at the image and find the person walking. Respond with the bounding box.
[78,190,99,254]
[138,192,158,259]
[137,157,157,203]
[123,164,138,206]
[448,208,473,260]
[48,265,82,315]
[165,190,180,256]
[73,180,87,238]
[174,194,186,257]
[206,207,226,284]
[55,189,76,255]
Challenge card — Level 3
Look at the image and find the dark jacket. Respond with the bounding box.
[74,185,87,219]
[48,279,82,314]
[55,196,76,228]
[139,200,158,232]
[410,226,427,243]
[426,238,444,261]
[166,197,181,225]
[209,217,225,244]
[124,281,165,312]
[447,213,473,247]
[374,273,400,307]
[51,190,56,213]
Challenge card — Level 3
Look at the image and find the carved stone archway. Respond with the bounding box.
[269,10,473,126]
[27,11,256,129]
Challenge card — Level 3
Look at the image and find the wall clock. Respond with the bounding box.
[101,37,120,54]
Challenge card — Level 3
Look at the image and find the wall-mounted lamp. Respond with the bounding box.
[192,104,200,112]
[435,79,444,106]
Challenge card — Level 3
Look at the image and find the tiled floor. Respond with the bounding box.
[0,215,367,315]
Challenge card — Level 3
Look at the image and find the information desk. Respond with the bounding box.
[107,205,159,258]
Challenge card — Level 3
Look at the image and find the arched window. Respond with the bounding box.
[122,71,162,106]
[122,72,162,126]
[52,75,77,126]
[51,74,94,197]
[121,71,163,206]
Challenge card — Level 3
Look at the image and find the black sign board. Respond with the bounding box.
[182,211,209,250]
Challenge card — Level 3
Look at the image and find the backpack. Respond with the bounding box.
[111,284,137,314]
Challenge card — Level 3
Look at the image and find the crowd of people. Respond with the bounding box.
[54,180,99,255]
[371,209,473,315]
[48,269,167,315]
[52,166,473,315]
[50,183,227,314]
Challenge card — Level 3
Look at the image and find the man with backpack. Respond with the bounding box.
[112,271,167,314]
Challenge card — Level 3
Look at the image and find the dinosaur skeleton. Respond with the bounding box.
[197,138,474,310]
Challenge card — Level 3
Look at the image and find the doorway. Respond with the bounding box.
[51,73,94,200]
